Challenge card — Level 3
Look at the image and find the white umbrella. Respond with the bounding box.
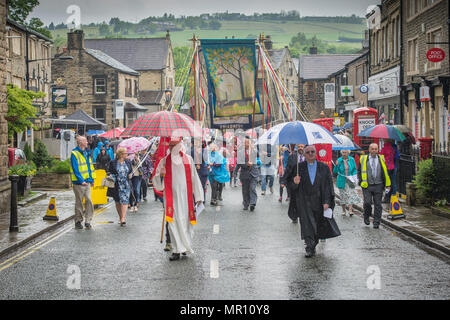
[256,122,288,145]
[332,134,361,150]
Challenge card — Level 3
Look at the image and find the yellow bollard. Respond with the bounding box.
[43,196,59,221]
[387,194,405,220]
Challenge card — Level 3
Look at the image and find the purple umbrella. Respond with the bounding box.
[118,137,151,154]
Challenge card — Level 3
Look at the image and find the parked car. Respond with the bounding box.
[8,148,27,167]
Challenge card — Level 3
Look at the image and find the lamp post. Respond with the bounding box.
[164,88,172,110]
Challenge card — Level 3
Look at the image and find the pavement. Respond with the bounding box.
[0,189,110,259]
[335,186,450,256]
[0,182,449,299]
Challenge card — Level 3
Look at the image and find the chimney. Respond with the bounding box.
[264,35,273,50]
[67,29,84,50]
[309,46,318,55]
[166,30,170,40]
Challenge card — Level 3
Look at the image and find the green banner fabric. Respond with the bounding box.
[201,39,262,117]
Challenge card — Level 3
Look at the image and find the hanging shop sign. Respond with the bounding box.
[324,83,335,109]
[52,87,67,108]
[426,48,445,63]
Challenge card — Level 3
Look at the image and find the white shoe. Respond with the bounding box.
[342,211,346,216]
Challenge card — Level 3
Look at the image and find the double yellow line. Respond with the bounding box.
[0,204,111,272]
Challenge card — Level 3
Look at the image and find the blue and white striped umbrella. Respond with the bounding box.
[332,134,361,151]
[277,121,341,145]
[256,122,287,145]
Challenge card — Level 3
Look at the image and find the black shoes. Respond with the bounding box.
[364,216,370,225]
[292,219,298,224]
[243,206,248,210]
[250,205,255,211]
[169,253,180,261]
[120,221,126,227]
[210,200,217,206]
[84,223,92,229]
[373,224,380,229]
[75,221,83,229]
[305,249,315,258]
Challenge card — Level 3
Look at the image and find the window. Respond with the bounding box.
[10,31,21,56]
[94,78,106,94]
[408,38,419,73]
[93,105,106,123]
[427,28,442,70]
[134,80,138,97]
[126,111,137,127]
[125,79,132,97]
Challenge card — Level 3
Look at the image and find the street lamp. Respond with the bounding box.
[164,89,172,110]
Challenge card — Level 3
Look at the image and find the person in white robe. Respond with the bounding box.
[152,138,204,261]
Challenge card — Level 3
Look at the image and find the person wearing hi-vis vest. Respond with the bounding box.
[357,143,391,229]
[70,135,96,230]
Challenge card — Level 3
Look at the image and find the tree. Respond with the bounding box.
[32,139,53,169]
[6,84,45,138]
[27,17,52,39]
[8,0,40,24]
[209,20,221,30]
[98,23,111,36]
[48,22,55,30]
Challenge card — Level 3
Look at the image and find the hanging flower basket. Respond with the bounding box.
[5,115,18,121]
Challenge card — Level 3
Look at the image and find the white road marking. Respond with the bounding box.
[210,259,219,278]
[213,224,220,234]
[216,206,221,212]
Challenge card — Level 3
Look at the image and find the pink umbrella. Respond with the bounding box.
[118,137,151,154]
[99,128,127,138]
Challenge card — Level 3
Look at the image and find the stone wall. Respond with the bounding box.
[0,0,10,215]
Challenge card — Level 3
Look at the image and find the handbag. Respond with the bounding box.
[345,175,357,189]
[102,174,115,188]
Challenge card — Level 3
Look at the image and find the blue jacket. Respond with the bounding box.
[208,151,230,183]
[105,146,114,161]
[71,147,94,184]
[92,142,104,163]
[333,156,357,189]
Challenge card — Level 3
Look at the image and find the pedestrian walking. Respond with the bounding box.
[152,137,204,261]
[92,141,104,163]
[107,148,132,226]
[234,136,259,211]
[281,144,305,223]
[260,144,275,195]
[295,145,341,257]
[70,135,96,230]
[358,143,391,228]
[96,148,111,171]
[380,139,400,203]
[208,143,230,206]
[104,140,115,160]
[191,139,209,203]
[227,143,237,187]
[129,153,143,212]
[139,149,153,202]
[278,145,292,202]
[333,150,358,216]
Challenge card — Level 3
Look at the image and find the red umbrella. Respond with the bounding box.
[121,111,202,138]
[99,128,127,138]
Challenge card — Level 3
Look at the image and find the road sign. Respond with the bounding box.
[114,99,124,120]
[426,48,445,63]
[360,84,369,94]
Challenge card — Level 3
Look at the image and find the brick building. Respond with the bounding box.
[85,32,175,113]
[401,0,449,150]
[367,0,402,125]
[0,0,9,215]
[298,49,360,120]
[52,30,140,130]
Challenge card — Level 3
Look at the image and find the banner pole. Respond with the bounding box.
[251,34,263,131]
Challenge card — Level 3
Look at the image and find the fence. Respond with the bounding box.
[432,154,450,202]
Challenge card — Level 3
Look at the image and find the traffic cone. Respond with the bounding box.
[387,194,405,220]
[43,196,59,221]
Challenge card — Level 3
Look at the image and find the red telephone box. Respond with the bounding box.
[313,118,334,172]
[353,107,379,163]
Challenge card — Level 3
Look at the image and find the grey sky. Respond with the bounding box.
[29,0,380,25]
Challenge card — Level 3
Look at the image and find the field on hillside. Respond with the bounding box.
[50,19,366,50]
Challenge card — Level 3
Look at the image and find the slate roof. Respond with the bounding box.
[125,102,147,111]
[292,58,299,74]
[299,54,360,80]
[138,90,165,105]
[267,48,288,69]
[84,48,139,76]
[85,38,169,71]
[63,109,107,129]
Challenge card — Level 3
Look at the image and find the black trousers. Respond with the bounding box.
[211,180,223,201]
[362,184,384,224]
[141,177,148,200]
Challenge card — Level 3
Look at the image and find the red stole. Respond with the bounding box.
[164,151,196,225]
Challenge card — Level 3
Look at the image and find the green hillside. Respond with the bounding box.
[50,19,366,52]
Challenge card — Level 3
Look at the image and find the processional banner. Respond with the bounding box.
[200,39,262,118]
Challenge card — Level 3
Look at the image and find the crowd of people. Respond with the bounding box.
[69,132,397,259]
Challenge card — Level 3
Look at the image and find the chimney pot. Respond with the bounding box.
[67,29,84,50]
[309,47,318,55]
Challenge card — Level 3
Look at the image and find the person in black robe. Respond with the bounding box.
[295,145,341,258]
[280,144,305,223]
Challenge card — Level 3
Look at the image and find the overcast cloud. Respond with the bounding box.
[29,0,380,25]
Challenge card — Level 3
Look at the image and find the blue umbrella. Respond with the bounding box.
[278,121,341,145]
[332,134,361,151]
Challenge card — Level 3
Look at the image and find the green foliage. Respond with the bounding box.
[98,23,111,36]
[8,162,37,177]
[8,0,40,24]
[434,199,448,207]
[6,84,45,138]
[23,142,33,163]
[50,159,71,174]
[32,139,53,169]
[413,159,435,204]
[27,17,52,39]
[289,32,361,56]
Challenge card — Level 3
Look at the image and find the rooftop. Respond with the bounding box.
[299,54,361,80]
[84,48,139,76]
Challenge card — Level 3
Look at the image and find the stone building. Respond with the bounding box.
[0,0,9,215]
[298,49,360,120]
[52,30,140,130]
[85,32,175,112]
[367,0,402,125]
[400,0,449,149]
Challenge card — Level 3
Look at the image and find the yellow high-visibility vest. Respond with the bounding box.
[360,154,391,188]
[70,150,96,182]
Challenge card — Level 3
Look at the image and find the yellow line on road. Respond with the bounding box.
[0,203,112,272]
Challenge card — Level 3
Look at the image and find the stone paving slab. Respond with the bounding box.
[336,186,450,256]
[0,189,76,257]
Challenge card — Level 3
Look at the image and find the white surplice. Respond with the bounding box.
[152,143,204,254]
